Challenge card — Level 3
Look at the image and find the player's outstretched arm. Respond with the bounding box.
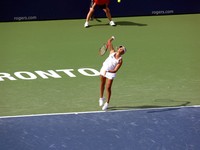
[107,36,115,53]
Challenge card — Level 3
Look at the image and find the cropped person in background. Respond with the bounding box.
[84,0,116,28]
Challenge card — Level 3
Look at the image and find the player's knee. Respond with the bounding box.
[90,6,95,11]
[90,9,95,14]
[105,7,110,12]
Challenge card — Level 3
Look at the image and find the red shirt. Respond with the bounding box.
[94,0,110,5]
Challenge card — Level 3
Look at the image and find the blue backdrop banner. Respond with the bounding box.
[0,0,200,22]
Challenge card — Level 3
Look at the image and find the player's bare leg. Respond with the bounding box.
[84,4,96,27]
[106,79,113,104]
[102,78,113,110]
[100,75,106,98]
[99,75,106,106]
[103,7,116,26]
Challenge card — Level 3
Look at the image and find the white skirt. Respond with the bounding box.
[100,67,116,80]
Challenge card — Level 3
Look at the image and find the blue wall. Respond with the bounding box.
[0,0,200,22]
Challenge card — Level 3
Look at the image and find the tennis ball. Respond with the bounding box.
[117,0,121,3]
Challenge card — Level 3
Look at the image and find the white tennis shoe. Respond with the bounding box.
[99,98,105,106]
[84,21,89,28]
[109,21,116,26]
[102,102,109,111]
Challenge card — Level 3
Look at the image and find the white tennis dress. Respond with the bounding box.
[100,52,122,79]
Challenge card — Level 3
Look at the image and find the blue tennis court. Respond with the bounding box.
[0,106,199,150]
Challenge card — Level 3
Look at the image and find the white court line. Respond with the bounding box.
[0,105,200,119]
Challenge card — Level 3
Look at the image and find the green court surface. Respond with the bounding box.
[0,14,200,116]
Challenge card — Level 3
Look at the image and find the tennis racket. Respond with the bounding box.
[98,43,108,56]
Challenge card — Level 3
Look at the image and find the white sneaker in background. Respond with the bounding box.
[84,21,89,28]
[109,21,116,26]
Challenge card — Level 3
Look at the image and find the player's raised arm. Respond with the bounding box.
[107,36,115,53]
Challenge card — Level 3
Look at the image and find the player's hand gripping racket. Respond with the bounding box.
[98,36,115,56]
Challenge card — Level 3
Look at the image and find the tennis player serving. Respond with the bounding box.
[99,36,127,110]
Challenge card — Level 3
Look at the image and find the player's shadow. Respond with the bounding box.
[90,19,147,27]
[115,21,147,26]
[107,100,190,111]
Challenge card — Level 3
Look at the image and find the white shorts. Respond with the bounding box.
[100,67,116,80]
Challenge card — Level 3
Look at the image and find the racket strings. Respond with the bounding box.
[99,44,107,56]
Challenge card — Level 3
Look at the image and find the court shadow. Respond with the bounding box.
[115,21,147,26]
[108,105,165,111]
[90,23,109,27]
[94,18,102,22]
[107,100,191,111]
[146,107,181,113]
[89,20,147,27]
